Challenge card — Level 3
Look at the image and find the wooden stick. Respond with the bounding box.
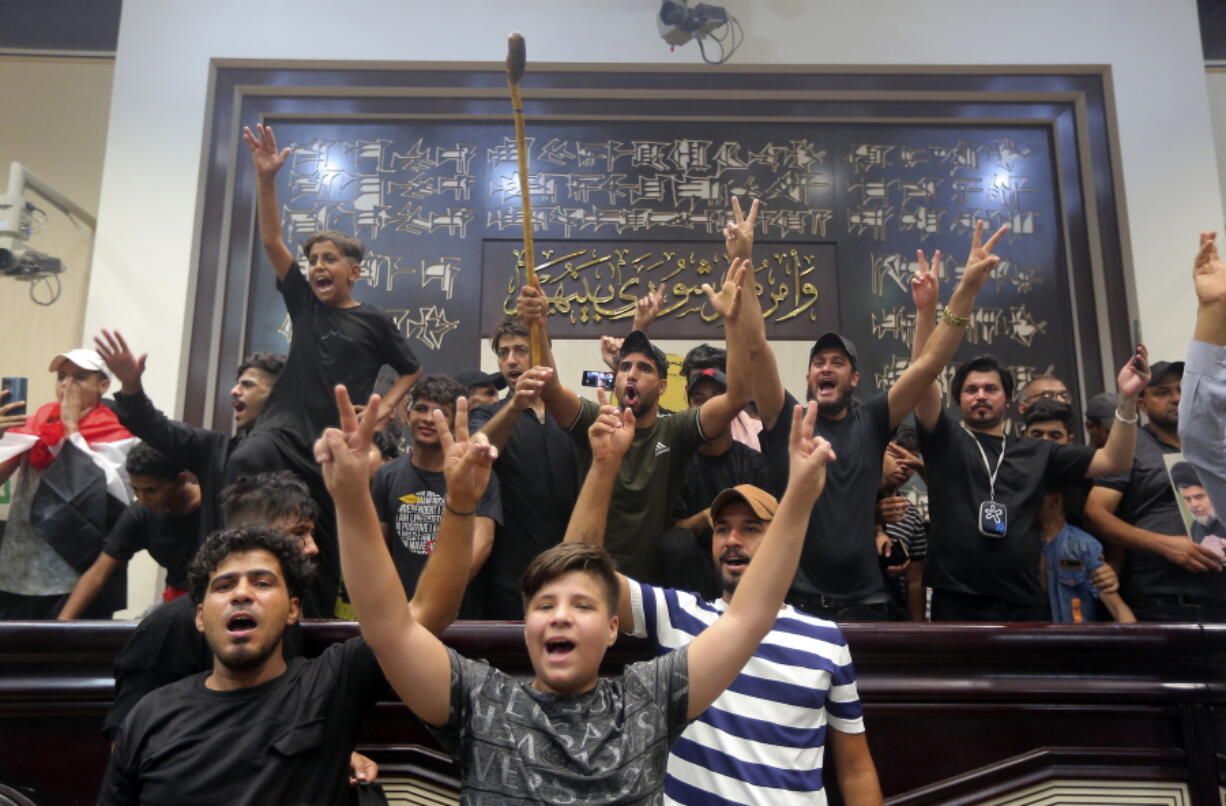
[506,32,545,367]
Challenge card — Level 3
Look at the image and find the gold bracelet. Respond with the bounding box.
[940,307,970,328]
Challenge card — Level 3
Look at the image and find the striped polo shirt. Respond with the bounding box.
[629,580,864,805]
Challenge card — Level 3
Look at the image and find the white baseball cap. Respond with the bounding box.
[49,349,108,376]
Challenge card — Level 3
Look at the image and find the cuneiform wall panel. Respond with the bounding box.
[251,120,1069,408]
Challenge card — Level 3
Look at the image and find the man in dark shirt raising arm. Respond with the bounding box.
[99,410,480,804]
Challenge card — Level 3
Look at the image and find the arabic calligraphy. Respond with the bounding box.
[481,239,838,340]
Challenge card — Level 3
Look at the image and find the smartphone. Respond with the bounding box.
[1130,318,1148,375]
[2,376,28,416]
[581,370,614,389]
[880,538,910,569]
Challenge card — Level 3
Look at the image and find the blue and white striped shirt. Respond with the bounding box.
[629,580,864,805]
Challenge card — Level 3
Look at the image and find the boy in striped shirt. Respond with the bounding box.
[566,393,883,805]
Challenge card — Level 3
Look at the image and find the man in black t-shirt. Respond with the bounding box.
[471,316,580,619]
[916,351,1148,621]
[57,442,202,619]
[102,441,480,802]
[100,525,371,805]
[373,376,501,613]
[739,208,1016,620]
[1085,362,1226,621]
[102,471,317,742]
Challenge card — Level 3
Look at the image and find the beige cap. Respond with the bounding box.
[706,484,779,528]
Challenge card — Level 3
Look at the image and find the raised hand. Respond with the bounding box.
[511,366,552,411]
[1116,343,1151,398]
[633,284,665,332]
[912,249,941,311]
[600,335,623,371]
[93,329,147,391]
[702,257,748,321]
[242,124,291,179]
[516,284,548,325]
[589,386,635,464]
[315,386,381,501]
[1194,231,1226,307]
[959,219,1009,293]
[724,196,761,262]
[0,390,26,435]
[438,397,498,510]
[787,401,837,500]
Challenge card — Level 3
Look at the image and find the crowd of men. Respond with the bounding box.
[0,122,1223,803]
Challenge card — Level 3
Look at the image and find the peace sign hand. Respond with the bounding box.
[439,397,498,511]
[724,196,761,262]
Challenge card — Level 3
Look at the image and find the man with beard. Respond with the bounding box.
[1172,462,1226,549]
[743,212,1018,620]
[373,376,501,616]
[523,259,752,583]
[101,471,318,742]
[916,350,1148,621]
[1085,361,1226,621]
[470,316,580,618]
[100,403,486,804]
[561,394,883,805]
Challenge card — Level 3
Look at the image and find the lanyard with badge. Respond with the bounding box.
[960,422,1008,537]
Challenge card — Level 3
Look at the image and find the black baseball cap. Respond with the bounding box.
[1146,361,1184,386]
[808,332,858,369]
[1084,392,1118,423]
[455,369,507,391]
[686,368,728,396]
[618,330,670,377]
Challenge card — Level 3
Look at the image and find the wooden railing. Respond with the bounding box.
[2,621,1224,805]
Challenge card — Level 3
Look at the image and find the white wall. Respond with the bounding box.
[88,0,1225,613]
[1208,69,1226,221]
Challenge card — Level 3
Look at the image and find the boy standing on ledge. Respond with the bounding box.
[229,124,421,616]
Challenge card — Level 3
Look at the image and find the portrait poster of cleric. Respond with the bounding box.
[1164,455,1226,561]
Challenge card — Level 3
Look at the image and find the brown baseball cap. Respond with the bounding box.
[706,484,779,528]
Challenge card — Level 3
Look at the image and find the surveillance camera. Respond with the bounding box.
[0,238,62,278]
[658,0,728,47]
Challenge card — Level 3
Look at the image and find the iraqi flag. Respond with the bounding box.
[0,402,136,573]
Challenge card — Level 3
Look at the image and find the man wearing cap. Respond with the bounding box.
[1085,360,1226,621]
[1084,392,1118,448]
[469,315,580,618]
[0,349,137,618]
[521,262,751,584]
[455,368,505,409]
[664,365,770,596]
[738,215,1019,619]
[564,397,883,805]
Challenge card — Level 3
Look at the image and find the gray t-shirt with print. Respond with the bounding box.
[431,646,690,804]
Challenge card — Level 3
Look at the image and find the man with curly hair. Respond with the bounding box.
[101,402,487,804]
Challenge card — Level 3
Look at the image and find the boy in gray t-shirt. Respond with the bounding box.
[316,340,836,802]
